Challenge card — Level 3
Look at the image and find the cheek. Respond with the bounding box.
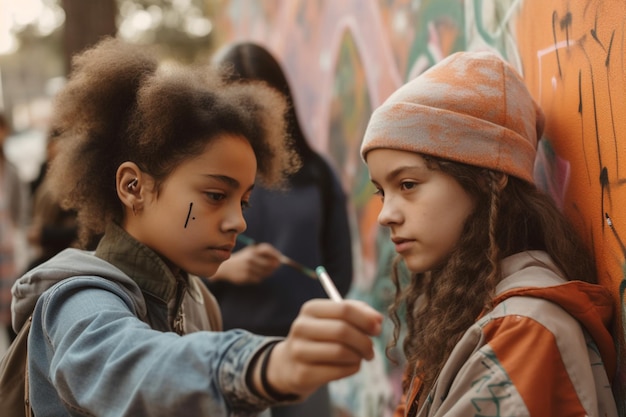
[146,199,205,244]
[181,201,200,229]
[436,181,474,229]
[179,202,220,233]
[417,193,471,250]
[434,201,474,257]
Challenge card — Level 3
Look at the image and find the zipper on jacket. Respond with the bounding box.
[173,303,185,335]
[172,276,187,335]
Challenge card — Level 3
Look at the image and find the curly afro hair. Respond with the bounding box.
[47,37,299,246]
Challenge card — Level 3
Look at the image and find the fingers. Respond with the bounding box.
[214,243,297,284]
[223,245,277,283]
[266,340,365,397]
[271,343,362,394]
[252,242,282,260]
[262,299,383,396]
[249,244,282,271]
[288,314,377,361]
[244,244,281,274]
[299,299,383,336]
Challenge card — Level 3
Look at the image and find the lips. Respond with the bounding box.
[210,248,232,262]
[215,243,235,252]
[391,237,414,253]
[208,243,235,261]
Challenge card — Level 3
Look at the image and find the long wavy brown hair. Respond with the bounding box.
[387,155,597,397]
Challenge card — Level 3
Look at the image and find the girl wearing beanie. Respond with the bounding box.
[361,51,617,417]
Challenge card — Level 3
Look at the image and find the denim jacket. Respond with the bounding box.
[12,223,281,416]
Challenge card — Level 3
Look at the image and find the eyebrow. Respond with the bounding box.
[206,174,255,192]
[382,164,427,182]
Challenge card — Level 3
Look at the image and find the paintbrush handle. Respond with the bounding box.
[315,266,343,302]
[238,234,317,279]
[236,234,256,246]
[279,255,318,279]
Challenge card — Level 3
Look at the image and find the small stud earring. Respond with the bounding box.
[127,178,138,190]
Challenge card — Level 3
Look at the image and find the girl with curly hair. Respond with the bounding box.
[361,51,617,416]
[10,37,382,416]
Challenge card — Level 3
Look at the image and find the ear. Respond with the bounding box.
[116,162,147,216]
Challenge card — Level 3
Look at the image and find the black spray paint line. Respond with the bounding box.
[552,11,563,78]
[590,15,606,52]
[591,21,620,179]
[578,70,592,186]
[603,30,620,178]
[560,11,572,48]
[580,43,611,229]
[184,202,193,228]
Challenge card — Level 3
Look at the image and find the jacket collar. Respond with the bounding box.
[95,222,181,302]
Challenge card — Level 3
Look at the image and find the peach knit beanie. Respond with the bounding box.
[360,50,545,184]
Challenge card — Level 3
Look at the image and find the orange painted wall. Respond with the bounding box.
[516,1,625,407]
[212,0,625,413]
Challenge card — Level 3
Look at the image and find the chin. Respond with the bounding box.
[186,263,219,280]
[202,267,220,279]
[403,257,433,274]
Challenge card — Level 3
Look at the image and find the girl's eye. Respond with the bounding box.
[373,188,384,200]
[241,200,251,210]
[206,192,226,202]
[400,181,418,191]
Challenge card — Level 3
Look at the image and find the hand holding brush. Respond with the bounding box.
[236,234,318,279]
[237,234,342,301]
[209,236,283,284]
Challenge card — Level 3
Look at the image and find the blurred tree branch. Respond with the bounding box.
[0,0,216,130]
[61,0,117,75]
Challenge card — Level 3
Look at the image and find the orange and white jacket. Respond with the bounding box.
[396,250,618,417]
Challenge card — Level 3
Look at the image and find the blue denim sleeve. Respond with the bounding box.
[29,277,279,417]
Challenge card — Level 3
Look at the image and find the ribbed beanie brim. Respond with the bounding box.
[360,50,545,184]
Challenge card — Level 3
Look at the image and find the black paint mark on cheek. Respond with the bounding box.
[184,202,193,228]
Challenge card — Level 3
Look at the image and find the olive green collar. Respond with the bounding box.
[95,222,180,302]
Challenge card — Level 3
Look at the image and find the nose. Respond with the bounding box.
[377,196,402,227]
[222,205,247,234]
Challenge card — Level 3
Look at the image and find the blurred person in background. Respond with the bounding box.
[0,112,29,342]
[25,130,81,270]
[207,42,354,417]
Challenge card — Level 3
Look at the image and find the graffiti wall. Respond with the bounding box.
[211,0,625,415]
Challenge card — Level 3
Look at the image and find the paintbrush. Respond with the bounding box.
[236,234,318,279]
[315,266,343,302]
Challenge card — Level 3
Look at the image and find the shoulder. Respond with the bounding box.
[40,275,137,315]
[430,299,596,417]
[319,155,343,185]
[27,250,145,319]
[479,294,581,339]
